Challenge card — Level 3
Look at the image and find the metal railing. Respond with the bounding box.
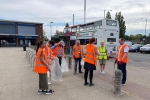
[26,46,36,71]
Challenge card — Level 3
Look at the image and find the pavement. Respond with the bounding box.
[0,47,149,100]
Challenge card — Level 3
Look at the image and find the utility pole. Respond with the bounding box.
[73,14,74,26]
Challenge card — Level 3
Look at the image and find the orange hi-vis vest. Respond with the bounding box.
[73,45,83,58]
[44,45,52,58]
[117,44,129,63]
[34,48,48,74]
[84,44,97,66]
[52,43,64,57]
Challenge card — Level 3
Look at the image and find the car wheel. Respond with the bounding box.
[141,51,143,53]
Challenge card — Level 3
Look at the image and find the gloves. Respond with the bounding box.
[115,58,117,63]
[119,61,123,65]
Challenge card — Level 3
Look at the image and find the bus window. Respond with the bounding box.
[64,28,71,33]
[106,20,117,26]
[71,28,77,32]
[79,26,86,31]
[87,24,94,30]
[94,21,102,29]
[107,38,116,42]
[86,39,89,44]
[80,39,86,45]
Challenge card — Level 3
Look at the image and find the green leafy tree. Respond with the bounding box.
[115,12,126,38]
[106,11,111,19]
[135,34,142,41]
[65,23,69,27]
[129,34,135,41]
[125,35,130,40]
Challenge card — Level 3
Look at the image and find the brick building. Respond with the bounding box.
[0,20,43,47]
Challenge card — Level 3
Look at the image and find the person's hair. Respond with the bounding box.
[89,37,96,44]
[48,40,54,46]
[36,41,43,53]
[120,38,125,41]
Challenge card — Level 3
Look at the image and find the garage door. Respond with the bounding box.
[18,24,36,35]
[0,22,16,34]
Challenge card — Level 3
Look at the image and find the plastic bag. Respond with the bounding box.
[50,58,63,81]
[61,58,69,73]
[81,58,84,66]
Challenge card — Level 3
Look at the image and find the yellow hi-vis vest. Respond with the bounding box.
[98,46,107,60]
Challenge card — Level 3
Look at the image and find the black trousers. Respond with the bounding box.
[117,62,127,84]
[58,57,62,66]
[84,69,93,83]
[39,73,48,90]
[74,58,82,72]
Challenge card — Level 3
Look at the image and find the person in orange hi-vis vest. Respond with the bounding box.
[84,38,100,86]
[43,40,55,85]
[115,38,129,86]
[34,41,52,95]
[52,40,65,66]
[73,40,84,74]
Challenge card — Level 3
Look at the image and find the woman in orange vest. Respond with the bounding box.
[44,40,55,85]
[34,41,51,94]
[52,41,65,66]
[84,38,100,86]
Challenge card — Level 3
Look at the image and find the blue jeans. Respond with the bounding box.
[117,62,127,84]
[74,58,82,72]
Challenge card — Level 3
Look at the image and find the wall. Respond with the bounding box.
[36,24,43,44]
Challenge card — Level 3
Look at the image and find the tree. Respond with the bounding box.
[125,35,130,40]
[115,12,126,38]
[65,23,69,27]
[106,11,111,19]
[129,34,135,41]
[135,34,142,41]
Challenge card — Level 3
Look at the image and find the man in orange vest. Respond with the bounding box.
[52,40,65,66]
[115,38,129,86]
[73,40,84,74]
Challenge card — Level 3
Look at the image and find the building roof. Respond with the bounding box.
[0,20,43,24]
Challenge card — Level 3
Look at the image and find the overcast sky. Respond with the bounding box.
[0,0,150,37]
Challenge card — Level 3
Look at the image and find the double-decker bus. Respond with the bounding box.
[76,19,119,57]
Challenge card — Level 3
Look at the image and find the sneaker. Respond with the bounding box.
[38,90,46,94]
[84,82,89,86]
[122,84,126,86]
[74,70,77,75]
[102,71,105,74]
[100,70,102,74]
[48,82,51,85]
[89,83,95,86]
[45,90,52,95]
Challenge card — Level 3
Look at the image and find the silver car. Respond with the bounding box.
[140,44,150,53]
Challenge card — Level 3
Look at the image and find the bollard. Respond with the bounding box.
[68,56,72,69]
[114,69,122,95]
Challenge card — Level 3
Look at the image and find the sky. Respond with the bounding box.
[0,0,150,37]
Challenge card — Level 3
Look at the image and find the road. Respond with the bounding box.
[109,52,150,69]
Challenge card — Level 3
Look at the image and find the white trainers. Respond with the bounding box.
[100,70,102,74]
[122,84,126,86]
[101,70,105,74]
[48,82,51,85]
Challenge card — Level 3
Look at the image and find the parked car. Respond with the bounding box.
[140,44,150,53]
[125,41,133,47]
[129,44,143,52]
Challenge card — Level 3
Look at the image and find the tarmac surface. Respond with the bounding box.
[0,47,149,100]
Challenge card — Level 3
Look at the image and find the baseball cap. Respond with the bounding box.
[60,41,65,46]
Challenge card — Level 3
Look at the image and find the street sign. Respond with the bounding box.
[70,36,76,40]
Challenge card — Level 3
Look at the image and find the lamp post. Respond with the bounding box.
[50,22,53,40]
[141,18,147,42]
[84,0,86,23]
[104,10,112,18]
